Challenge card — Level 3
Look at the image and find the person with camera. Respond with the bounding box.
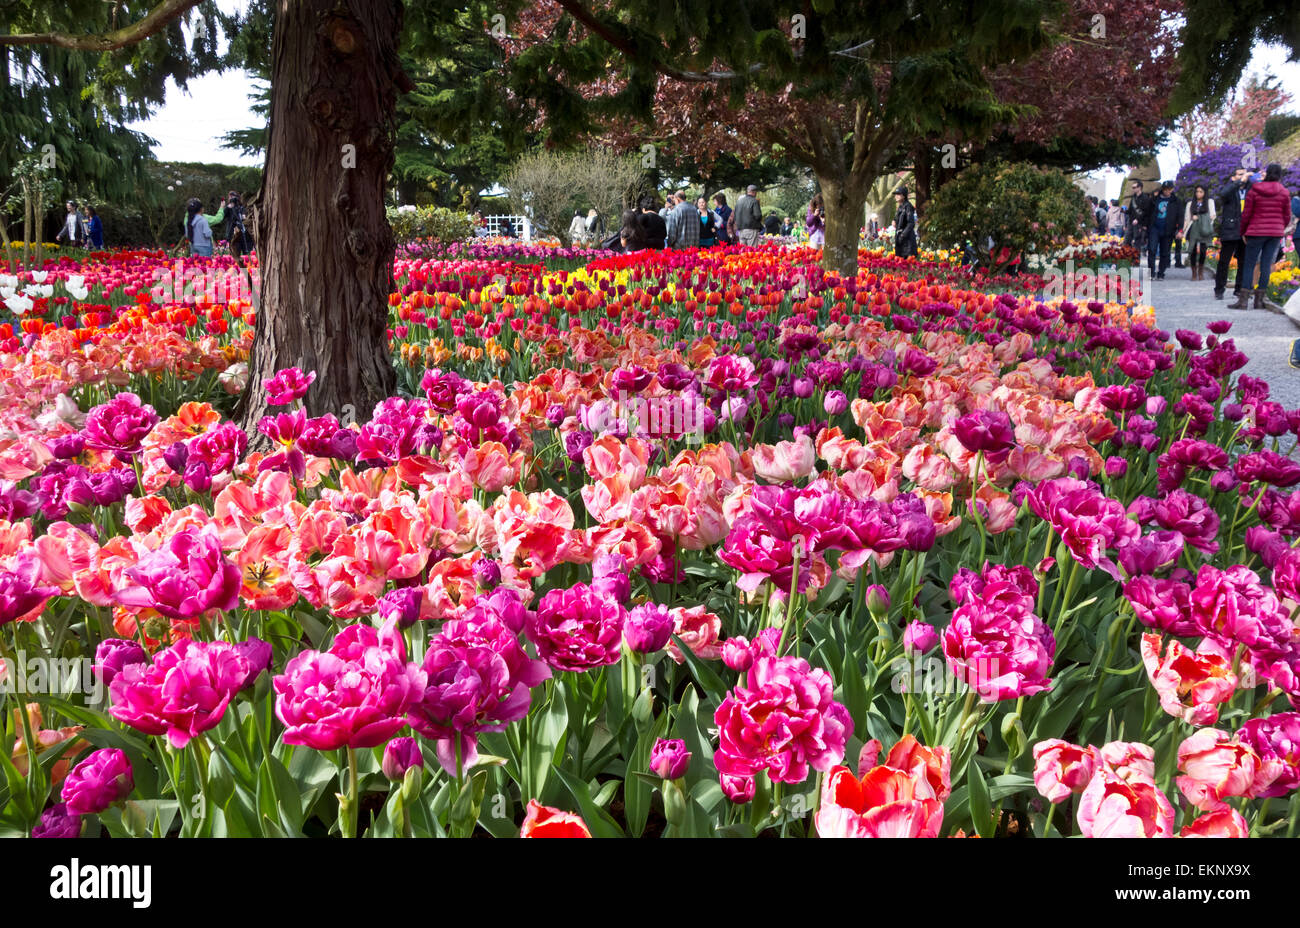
[184,196,225,257]
[1214,166,1252,301]
[225,191,253,261]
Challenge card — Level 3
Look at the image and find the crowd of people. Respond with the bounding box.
[608,185,782,252]
[600,182,918,259]
[1114,166,1298,310]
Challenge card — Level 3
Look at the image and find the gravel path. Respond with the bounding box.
[1144,266,1300,409]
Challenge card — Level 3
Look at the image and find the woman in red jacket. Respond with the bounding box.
[1231,163,1294,310]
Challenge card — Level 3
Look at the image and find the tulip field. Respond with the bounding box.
[2,240,1300,839]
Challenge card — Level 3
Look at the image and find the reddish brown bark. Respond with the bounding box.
[238,0,403,430]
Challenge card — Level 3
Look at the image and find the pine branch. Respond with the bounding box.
[0,0,202,51]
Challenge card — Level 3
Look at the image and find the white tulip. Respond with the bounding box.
[4,294,34,315]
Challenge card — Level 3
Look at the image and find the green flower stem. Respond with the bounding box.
[1,632,42,804]
[340,745,359,839]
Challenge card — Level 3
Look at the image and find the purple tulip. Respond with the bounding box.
[953,409,1016,462]
[624,602,674,653]
[903,621,940,655]
[32,803,82,839]
[649,738,692,780]
[61,749,134,815]
[82,392,158,456]
[93,638,148,687]
[382,737,424,781]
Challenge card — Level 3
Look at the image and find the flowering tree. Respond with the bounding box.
[1173,139,1300,200]
[1174,73,1295,160]
[978,0,1182,168]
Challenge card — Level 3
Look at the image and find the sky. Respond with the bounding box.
[130,16,1300,188]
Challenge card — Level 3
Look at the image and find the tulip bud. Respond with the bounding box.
[720,772,756,804]
[234,637,273,691]
[649,738,692,780]
[823,389,849,416]
[902,620,939,656]
[163,440,189,474]
[624,602,673,653]
[866,584,890,617]
[721,636,754,672]
[92,638,148,687]
[376,587,423,629]
[793,378,815,399]
[1210,470,1237,493]
[1104,456,1128,478]
[382,737,424,782]
[472,557,501,590]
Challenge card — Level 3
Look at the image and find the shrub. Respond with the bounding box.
[503,148,646,246]
[1173,138,1300,201]
[921,161,1090,271]
[386,206,473,245]
[1263,115,1300,147]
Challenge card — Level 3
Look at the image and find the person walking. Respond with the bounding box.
[1181,184,1215,281]
[81,205,104,250]
[585,208,602,241]
[1214,167,1251,301]
[1124,179,1152,251]
[184,197,225,257]
[664,190,700,250]
[1230,163,1294,311]
[806,194,826,246]
[637,196,668,250]
[1143,181,1182,280]
[54,201,81,248]
[893,186,918,258]
[733,185,764,246]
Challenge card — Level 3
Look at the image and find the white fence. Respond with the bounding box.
[480,214,532,241]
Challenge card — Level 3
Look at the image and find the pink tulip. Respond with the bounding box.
[714,655,851,784]
[1179,808,1249,838]
[1033,739,1097,803]
[274,623,426,751]
[751,434,816,483]
[1176,728,1261,812]
[109,639,253,748]
[1077,768,1175,838]
[1140,633,1237,726]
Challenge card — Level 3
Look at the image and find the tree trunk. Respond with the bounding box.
[912,141,933,213]
[21,179,31,269]
[818,172,867,278]
[237,0,404,431]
